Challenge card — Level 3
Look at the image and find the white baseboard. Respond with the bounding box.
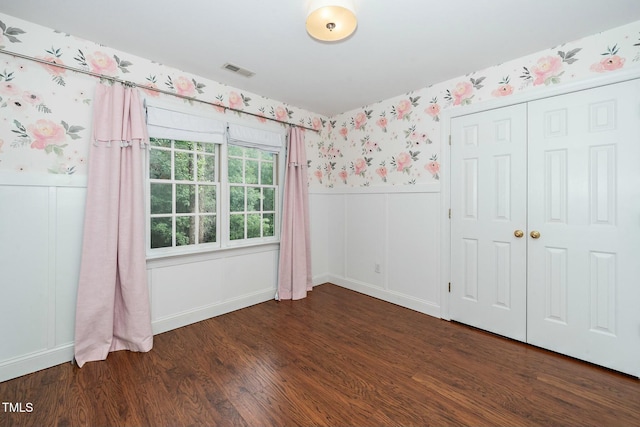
[327,275,442,319]
[312,274,331,286]
[0,289,276,383]
[0,281,440,383]
[0,344,75,383]
[151,288,275,335]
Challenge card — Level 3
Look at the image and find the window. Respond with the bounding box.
[145,104,284,256]
[148,138,218,250]
[228,145,277,241]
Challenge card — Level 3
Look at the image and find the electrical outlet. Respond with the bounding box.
[374,263,381,273]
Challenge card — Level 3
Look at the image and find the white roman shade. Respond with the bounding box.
[146,104,226,144]
[227,123,285,152]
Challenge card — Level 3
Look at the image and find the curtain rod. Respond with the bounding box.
[0,49,319,133]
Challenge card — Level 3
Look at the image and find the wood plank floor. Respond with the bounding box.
[1,283,638,427]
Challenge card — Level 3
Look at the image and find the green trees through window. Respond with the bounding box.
[149,138,217,249]
[148,138,279,253]
[228,145,277,241]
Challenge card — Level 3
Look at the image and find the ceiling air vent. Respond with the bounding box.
[222,62,255,78]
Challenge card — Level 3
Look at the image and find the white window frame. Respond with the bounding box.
[144,102,285,259]
[224,143,281,247]
[147,138,221,256]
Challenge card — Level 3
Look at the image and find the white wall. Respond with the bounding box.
[0,175,84,381]
[148,245,278,335]
[0,174,278,382]
[310,184,442,318]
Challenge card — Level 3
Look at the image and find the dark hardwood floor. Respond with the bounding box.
[1,283,638,427]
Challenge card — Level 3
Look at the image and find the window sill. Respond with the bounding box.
[146,240,280,269]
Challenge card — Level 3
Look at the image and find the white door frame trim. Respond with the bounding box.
[439,67,640,320]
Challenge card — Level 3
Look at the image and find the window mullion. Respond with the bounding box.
[244,185,249,240]
[171,140,177,248]
[145,146,151,254]
[219,143,230,248]
[172,182,176,248]
[258,158,263,214]
[193,149,199,245]
[243,153,247,240]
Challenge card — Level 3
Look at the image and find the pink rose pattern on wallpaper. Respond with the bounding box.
[404,125,432,149]
[2,15,640,183]
[425,98,440,122]
[520,48,581,87]
[445,77,485,106]
[375,163,388,182]
[315,94,442,186]
[361,135,380,155]
[0,61,86,174]
[391,151,419,175]
[142,75,160,98]
[311,27,640,188]
[492,77,514,97]
[391,97,420,120]
[166,75,203,97]
[350,157,371,178]
[0,16,323,175]
[39,48,67,86]
[376,114,388,132]
[11,118,85,173]
[338,167,348,185]
[590,45,626,72]
[351,110,371,130]
[425,154,440,180]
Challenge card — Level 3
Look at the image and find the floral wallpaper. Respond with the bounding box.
[309,20,640,189]
[2,12,640,188]
[0,13,325,176]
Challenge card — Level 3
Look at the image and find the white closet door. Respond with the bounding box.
[450,104,528,342]
[527,79,640,377]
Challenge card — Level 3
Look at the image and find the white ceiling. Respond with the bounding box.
[3,1,640,117]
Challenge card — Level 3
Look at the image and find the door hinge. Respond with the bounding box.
[449,135,452,145]
[448,208,451,219]
[448,282,451,293]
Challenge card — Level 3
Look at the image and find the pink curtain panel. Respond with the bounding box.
[277,127,312,300]
[74,83,153,367]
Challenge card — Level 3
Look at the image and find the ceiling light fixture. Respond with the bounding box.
[306,0,357,42]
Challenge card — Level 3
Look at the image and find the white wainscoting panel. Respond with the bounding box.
[0,181,86,383]
[345,194,386,288]
[0,186,51,361]
[148,247,278,335]
[326,194,346,280]
[386,192,440,305]
[309,192,346,284]
[54,187,86,346]
[309,194,329,284]
[221,250,277,300]
[310,185,441,318]
[151,259,225,321]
